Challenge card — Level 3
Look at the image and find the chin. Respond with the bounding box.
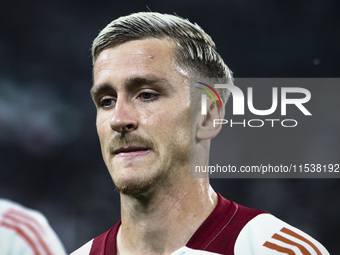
[111,165,167,197]
[115,180,154,196]
[113,172,161,196]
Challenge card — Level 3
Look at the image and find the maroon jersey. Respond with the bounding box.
[72,193,329,254]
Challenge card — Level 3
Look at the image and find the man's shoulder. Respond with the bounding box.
[211,193,267,236]
[187,194,266,253]
[198,194,329,254]
[234,213,330,255]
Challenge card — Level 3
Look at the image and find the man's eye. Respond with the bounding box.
[139,92,159,101]
[99,98,115,108]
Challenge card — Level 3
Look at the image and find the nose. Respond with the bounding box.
[110,98,138,133]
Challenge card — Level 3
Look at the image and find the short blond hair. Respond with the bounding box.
[92,12,233,103]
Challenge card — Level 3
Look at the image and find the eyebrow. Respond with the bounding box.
[90,75,173,101]
[90,83,113,102]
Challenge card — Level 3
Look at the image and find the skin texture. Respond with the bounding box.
[92,38,191,196]
[92,38,223,255]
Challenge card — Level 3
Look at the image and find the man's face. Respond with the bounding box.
[92,38,192,196]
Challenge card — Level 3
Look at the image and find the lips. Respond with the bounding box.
[113,146,151,158]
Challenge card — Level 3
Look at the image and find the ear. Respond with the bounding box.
[196,98,225,140]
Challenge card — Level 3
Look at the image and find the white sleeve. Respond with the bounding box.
[70,239,93,255]
[0,199,66,255]
[234,213,329,255]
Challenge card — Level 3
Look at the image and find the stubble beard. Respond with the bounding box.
[115,177,156,196]
[113,148,190,197]
[104,133,160,196]
[106,131,190,197]
[112,162,168,197]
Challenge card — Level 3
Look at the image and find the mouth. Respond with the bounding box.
[113,146,151,158]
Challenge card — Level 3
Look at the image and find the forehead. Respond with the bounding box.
[93,38,180,85]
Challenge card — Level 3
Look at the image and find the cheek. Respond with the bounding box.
[139,103,181,128]
[96,115,110,146]
[139,109,158,127]
[176,109,191,141]
[157,106,190,141]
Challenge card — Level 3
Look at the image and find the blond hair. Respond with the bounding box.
[92,12,233,103]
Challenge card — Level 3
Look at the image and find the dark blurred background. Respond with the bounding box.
[0,0,339,253]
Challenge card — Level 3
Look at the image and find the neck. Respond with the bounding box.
[117,177,217,255]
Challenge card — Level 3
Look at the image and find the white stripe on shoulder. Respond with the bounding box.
[234,213,329,255]
[0,199,66,255]
[70,239,93,255]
